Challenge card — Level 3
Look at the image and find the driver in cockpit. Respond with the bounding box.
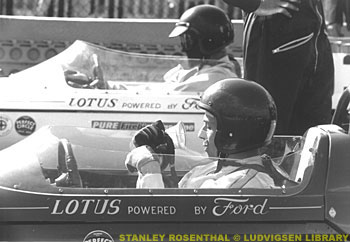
[125,78,294,188]
[164,5,239,92]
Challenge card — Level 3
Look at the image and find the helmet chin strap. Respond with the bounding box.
[198,48,228,70]
[214,151,228,173]
[185,47,202,59]
[205,47,227,60]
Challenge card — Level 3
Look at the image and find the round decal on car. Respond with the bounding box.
[0,115,12,137]
[83,230,114,242]
[15,116,36,136]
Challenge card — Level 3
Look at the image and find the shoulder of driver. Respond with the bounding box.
[179,156,275,189]
[172,59,238,92]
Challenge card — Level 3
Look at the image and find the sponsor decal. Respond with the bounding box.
[50,199,177,216]
[91,121,195,132]
[127,205,176,215]
[51,199,121,215]
[193,198,269,217]
[49,197,269,218]
[121,102,161,109]
[69,97,204,112]
[92,121,153,131]
[212,198,269,217]
[83,230,114,242]
[182,97,200,110]
[0,114,12,137]
[15,116,36,136]
[69,97,118,108]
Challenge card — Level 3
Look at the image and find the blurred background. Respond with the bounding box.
[0,0,243,19]
[0,0,349,82]
[0,0,246,77]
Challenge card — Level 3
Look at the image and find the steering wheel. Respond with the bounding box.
[331,86,350,132]
[64,70,93,88]
[64,55,108,89]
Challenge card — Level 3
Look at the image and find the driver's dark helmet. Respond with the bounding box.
[197,78,277,155]
[168,5,234,57]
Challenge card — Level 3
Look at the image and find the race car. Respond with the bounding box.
[1,38,350,241]
[0,85,349,241]
[0,40,215,153]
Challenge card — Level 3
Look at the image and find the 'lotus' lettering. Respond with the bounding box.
[51,199,121,215]
[69,98,118,108]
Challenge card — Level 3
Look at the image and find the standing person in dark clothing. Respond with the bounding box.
[221,0,334,135]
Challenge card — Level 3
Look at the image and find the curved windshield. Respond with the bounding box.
[6,40,240,95]
[60,41,185,88]
[47,40,237,92]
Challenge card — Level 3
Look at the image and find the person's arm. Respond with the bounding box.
[125,145,164,188]
[222,0,261,12]
[173,71,237,92]
[125,120,175,188]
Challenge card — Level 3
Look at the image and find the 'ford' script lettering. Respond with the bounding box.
[212,198,268,217]
[69,98,118,108]
[182,98,200,110]
[51,199,121,215]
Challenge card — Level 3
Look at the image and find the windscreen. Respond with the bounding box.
[53,40,233,91]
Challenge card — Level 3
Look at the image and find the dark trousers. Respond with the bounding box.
[245,15,334,135]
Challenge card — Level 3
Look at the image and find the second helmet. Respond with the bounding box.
[169,5,234,56]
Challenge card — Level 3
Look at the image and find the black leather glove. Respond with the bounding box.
[133,120,175,170]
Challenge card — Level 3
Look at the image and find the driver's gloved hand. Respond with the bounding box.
[133,120,166,148]
[125,120,164,173]
[125,120,175,188]
[132,120,175,171]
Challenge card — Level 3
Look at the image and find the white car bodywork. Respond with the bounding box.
[0,40,209,153]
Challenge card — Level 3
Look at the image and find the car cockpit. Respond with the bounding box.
[35,124,333,192]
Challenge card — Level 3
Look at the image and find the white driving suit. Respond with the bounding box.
[164,56,237,92]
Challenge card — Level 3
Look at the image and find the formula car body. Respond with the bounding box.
[0,40,212,153]
[0,119,350,240]
[0,38,350,241]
